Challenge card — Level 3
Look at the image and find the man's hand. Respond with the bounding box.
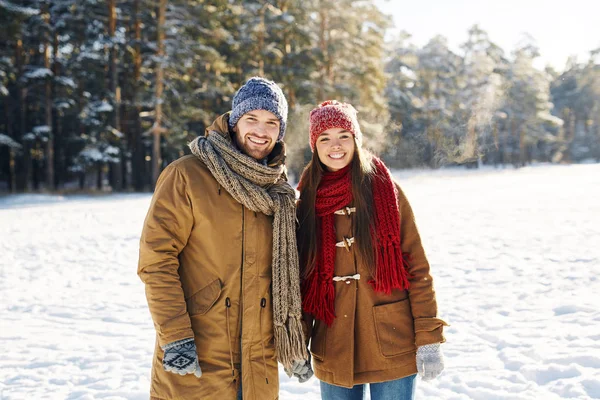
[162,338,202,378]
[289,355,313,383]
[416,343,444,381]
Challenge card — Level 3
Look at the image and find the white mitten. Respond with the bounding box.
[416,343,444,381]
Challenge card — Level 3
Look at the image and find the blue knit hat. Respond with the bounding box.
[228,77,288,140]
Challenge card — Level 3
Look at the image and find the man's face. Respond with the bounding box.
[233,109,280,161]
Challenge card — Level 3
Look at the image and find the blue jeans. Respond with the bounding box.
[320,374,416,400]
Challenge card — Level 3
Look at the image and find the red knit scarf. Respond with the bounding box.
[300,157,411,326]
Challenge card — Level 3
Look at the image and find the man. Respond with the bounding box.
[138,77,310,400]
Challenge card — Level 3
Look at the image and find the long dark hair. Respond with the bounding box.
[297,139,377,280]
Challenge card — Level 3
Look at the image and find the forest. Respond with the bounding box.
[0,0,598,192]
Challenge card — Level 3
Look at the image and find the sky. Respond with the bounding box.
[375,0,600,72]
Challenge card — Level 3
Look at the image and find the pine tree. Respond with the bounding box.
[500,36,558,166]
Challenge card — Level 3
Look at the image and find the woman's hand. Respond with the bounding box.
[416,343,444,381]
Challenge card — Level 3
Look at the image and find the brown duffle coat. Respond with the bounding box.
[303,182,448,388]
[138,114,283,399]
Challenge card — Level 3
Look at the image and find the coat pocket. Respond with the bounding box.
[373,298,415,358]
[186,279,222,316]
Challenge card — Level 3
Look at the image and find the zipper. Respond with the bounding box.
[237,205,244,347]
[225,297,235,381]
[259,297,268,384]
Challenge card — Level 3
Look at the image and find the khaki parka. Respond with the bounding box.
[138,114,283,400]
[303,182,448,388]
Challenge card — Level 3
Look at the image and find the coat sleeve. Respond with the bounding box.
[301,312,314,347]
[395,182,448,347]
[138,163,195,347]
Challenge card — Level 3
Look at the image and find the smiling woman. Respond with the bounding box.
[315,128,355,172]
[294,100,448,400]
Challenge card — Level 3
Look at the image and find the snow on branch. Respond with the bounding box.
[33,125,51,135]
[24,67,53,79]
[0,133,22,149]
[537,112,564,127]
[55,76,77,89]
[0,0,39,16]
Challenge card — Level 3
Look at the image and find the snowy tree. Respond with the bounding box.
[415,36,462,166]
[0,0,40,190]
[385,34,465,167]
[456,25,507,167]
[2,3,599,192]
[551,53,600,162]
[499,36,560,166]
[384,32,425,167]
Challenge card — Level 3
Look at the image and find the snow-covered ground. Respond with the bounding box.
[1,163,599,400]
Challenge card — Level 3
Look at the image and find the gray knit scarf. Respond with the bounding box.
[189,132,308,370]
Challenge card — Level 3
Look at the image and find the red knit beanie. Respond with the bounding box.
[309,100,362,151]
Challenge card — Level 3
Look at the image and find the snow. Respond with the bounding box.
[0,133,22,149]
[95,101,114,113]
[56,101,73,110]
[0,0,39,16]
[33,125,51,135]
[78,51,103,61]
[104,145,120,156]
[538,112,564,127]
[24,67,53,79]
[1,163,599,399]
[282,13,295,24]
[79,148,104,162]
[56,76,77,89]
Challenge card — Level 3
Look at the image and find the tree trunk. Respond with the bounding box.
[52,30,63,189]
[132,0,145,191]
[43,5,55,191]
[33,141,41,190]
[566,112,576,163]
[281,2,295,108]
[519,127,526,167]
[492,121,499,167]
[258,4,265,76]
[79,171,85,190]
[466,116,478,162]
[152,0,167,187]
[4,96,17,193]
[16,38,32,191]
[596,123,600,162]
[97,164,103,190]
[318,3,328,100]
[108,0,123,191]
[44,43,54,190]
[503,120,512,165]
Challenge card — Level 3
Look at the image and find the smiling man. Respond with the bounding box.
[138,77,309,400]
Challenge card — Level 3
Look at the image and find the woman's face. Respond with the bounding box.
[315,127,355,172]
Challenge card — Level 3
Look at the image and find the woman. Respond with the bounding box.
[295,100,448,399]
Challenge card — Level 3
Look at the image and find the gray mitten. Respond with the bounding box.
[416,343,444,381]
[162,338,202,378]
[290,353,313,383]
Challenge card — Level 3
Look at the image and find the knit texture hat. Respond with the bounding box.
[309,100,362,151]
[228,77,288,140]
